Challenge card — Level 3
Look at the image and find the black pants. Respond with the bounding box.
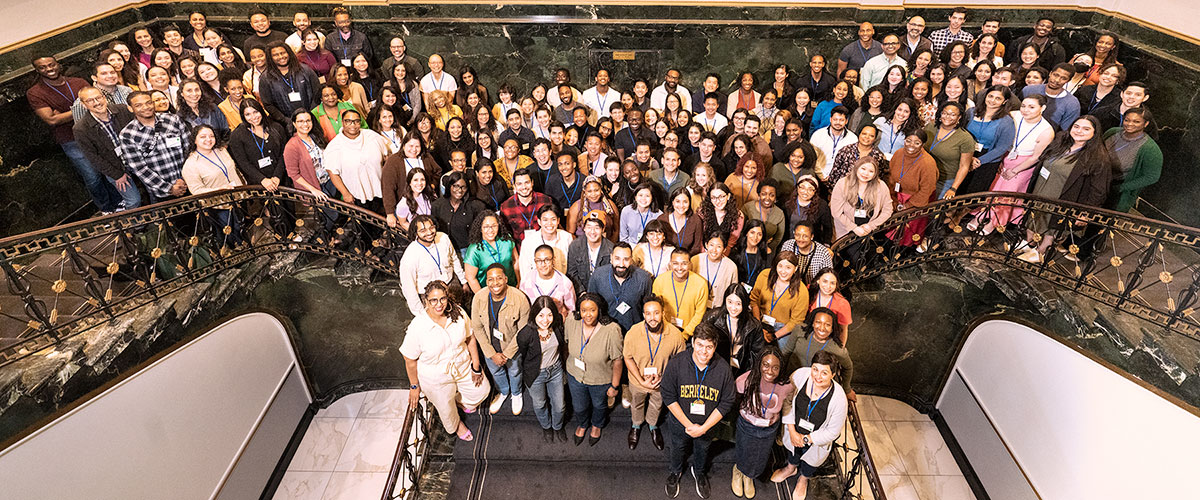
[668,417,714,476]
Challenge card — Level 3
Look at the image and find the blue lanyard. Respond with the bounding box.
[299,136,315,150]
[769,283,789,314]
[627,126,637,145]
[197,151,231,181]
[518,204,536,230]
[43,79,76,103]
[488,183,499,208]
[432,72,447,91]
[803,380,833,421]
[489,294,506,330]
[884,123,902,152]
[815,293,831,309]
[743,250,760,282]
[646,328,663,364]
[830,130,844,152]
[1013,119,1042,151]
[579,323,597,356]
[648,245,664,275]
[483,240,502,261]
[694,362,710,385]
[281,74,296,92]
[895,153,914,183]
[418,241,441,269]
[930,128,954,150]
[363,80,374,101]
[534,275,559,298]
[251,131,268,158]
[671,275,690,313]
[805,336,829,365]
[703,258,722,291]
[856,41,870,65]
[1112,134,1144,153]
[637,208,652,233]
[608,273,626,301]
[561,176,580,205]
[761,382,778,417]
[670,214,687,243]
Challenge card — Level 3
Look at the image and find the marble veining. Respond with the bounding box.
[287,417,354,472]
[271,470,332,500]
[333,417,406,473]
[320,472,389,500]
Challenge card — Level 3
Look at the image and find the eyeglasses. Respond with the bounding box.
[534,257,554,264]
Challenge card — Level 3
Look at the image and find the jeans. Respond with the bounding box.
[484,355,522,396]
[526,363,565,430]
[315,180,340,230]
[567,373,610,429]
[667,417,714,475]
[936,179,954,199]
[207,208,244,247]
[62,141,120,212]
[108,174,142,210]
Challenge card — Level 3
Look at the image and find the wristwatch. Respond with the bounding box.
[410,384,420,390]
[611,384,620,391]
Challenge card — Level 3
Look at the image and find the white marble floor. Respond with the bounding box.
[853,395,977,500]
[272,390,410,500]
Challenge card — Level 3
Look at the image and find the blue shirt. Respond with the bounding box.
[1021,85,1081,132]
[587,264,653,331]
[966,115,1016,165]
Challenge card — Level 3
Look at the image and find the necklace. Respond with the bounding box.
[538,328,553,341]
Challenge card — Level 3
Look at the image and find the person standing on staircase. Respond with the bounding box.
[470,264,531,416]
[661,322,736,499]
[403,280,490,441]
[623,296,686,451]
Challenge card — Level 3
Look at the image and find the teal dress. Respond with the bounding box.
[464,238,518,285]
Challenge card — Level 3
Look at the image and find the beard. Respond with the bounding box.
[613,264,630,278]
[647,319,663,333]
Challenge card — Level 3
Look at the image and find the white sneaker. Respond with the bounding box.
[1017,248,1042,263]
[489,394,507,414]
[511,393,523,415]
[621,397,631,408]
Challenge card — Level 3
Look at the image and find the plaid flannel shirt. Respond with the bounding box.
[117,113,190,199]
[929,28,975,58]
[499,192,552,242]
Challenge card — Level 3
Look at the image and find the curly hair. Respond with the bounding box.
[700,182,739,242]
[422,280,464,322]
[467,210,515,247]
[739,344,786,415]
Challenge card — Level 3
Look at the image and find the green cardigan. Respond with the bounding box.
[1104,127,1162,213]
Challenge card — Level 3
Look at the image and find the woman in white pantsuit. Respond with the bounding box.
[403,280,491,441]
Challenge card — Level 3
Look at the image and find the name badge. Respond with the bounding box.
[492,328,504,341]
[762,314,777,327]
[796,418,815,433]
[402,104,412,112]
[288,91,302,102]
[258,157,273,168]
[747,414,771,427]
[854,209,868,219]
[164,135,182,148]
[974,142,984,152]
[1039,167,1051,179]
[1007,151,1019,160]
[742,283,753,293]
[689,400,705,416]
[573,357,586,371]
[616,301,631,315]
[894,182,902,193]
[341,59,352,67]
[673,317,684,328]
[642,366,658,377]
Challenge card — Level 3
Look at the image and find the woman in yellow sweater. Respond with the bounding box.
[748,251,809,346]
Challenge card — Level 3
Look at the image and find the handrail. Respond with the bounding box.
[0,186,410,367]
[841,400,886,500]
[381,396,434,500]
[828,191,1200,341]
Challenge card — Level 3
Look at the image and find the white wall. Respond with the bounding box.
[2,0,1199,51]
[937,320,1200,499]
[0,312,312,500]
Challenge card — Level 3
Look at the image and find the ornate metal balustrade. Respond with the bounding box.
[829,191,1200,341]
[0,187,410,367]
[381,396,434,500]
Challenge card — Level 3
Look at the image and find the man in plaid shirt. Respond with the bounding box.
[499,167,552,243]
[117,91,190,202]
[929,7,974,58]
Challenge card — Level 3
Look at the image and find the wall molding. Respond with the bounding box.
[2,1,1198,56]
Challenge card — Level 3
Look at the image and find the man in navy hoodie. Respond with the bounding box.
[660,322,735,498]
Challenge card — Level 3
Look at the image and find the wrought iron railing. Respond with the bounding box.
[836,401,886,500]
[829,191,1200,341]
[0,187,410,367]
[381,395,434,500]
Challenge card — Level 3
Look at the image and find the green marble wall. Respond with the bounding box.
[1,3,1198,233]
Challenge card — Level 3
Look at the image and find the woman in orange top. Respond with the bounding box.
[748,251,810,346]
[809,267,852,345]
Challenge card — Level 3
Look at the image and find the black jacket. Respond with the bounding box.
[259,66,322,121]
[516,323,567,389]
[227,122,289,185]
[73,105,135,180]
[704,309,767,376]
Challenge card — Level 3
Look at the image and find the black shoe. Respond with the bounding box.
[665,473,681,498]
[555,428,568,443]
[628,426,641,449]
[574,428,586,446]
[651,427,664,450]
[543,428,554,443]
[692,467,710,499]
[588,431,601,447]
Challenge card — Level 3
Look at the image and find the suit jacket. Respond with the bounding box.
[73,105,135,180]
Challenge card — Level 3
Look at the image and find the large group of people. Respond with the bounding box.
[25,6,1166,499]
